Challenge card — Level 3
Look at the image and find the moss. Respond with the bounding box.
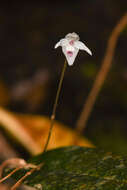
[6,146,127,190]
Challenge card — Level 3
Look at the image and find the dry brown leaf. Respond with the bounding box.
[0,107,93,155]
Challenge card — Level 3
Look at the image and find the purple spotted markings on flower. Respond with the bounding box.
[69,40,74,45]
[55,32,92,66]
[67,51,73,56]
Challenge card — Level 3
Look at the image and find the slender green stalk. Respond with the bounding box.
[43,60,67,153]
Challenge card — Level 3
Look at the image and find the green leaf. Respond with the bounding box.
[6,146,127,189]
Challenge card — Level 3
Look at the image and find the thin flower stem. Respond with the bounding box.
[43,60,67,152]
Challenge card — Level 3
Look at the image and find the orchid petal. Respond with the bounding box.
[75,41,92,56]
[54,41,61,49]
[65,33,80,41]
[60,39,69,47]
[55,39,69,49]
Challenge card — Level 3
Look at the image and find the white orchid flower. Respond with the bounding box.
[55,32,92,66]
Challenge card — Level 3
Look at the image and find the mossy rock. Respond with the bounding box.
[5,146,127,189]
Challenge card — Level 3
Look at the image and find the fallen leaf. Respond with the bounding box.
[0,107,93,155]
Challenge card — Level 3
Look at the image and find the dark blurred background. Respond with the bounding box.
[0,1,127,154]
